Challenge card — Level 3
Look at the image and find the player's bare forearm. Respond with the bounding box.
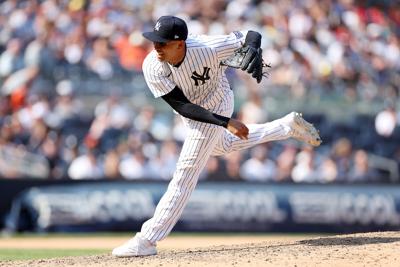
[227,118,249,140]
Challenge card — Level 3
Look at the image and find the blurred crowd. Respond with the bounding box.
[0,0,399,183]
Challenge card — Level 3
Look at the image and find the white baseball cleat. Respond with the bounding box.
[283,112,322,147]
[112,233,157,257]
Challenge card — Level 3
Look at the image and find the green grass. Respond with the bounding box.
[3,232,130,238]
[0,248,107,261]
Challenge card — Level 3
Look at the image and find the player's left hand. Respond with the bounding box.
[227,118,249,140]
[246,48,263,83]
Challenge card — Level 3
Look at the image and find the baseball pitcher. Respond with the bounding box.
[113,15,321,257]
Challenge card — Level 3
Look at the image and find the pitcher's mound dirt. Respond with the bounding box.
[2,231,400,267]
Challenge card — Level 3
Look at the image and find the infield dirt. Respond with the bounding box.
[1,231,399,267]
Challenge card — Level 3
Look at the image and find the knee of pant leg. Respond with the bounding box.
[167,175,198,194]
[173,158,203,182]
[212,134,234,156]
[176,157,200,170]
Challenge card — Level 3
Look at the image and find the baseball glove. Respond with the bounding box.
[221,45,271,83]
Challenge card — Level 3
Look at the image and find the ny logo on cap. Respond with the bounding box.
[155,21,161,31]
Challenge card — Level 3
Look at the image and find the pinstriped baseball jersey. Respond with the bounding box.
[143,31,247,116]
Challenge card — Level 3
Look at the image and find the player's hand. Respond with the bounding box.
[227,119,249,140]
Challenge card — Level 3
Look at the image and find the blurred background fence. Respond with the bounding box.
[0,0,399,233]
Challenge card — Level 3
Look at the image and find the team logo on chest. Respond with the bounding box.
[191,67,211,86]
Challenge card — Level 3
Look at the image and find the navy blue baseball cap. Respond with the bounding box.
[142,16,188,43]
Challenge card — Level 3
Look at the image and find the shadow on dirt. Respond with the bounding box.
[299,236,400,246]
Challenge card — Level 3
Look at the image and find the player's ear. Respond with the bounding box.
[177,40,185,48]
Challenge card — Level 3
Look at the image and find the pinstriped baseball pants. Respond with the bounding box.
[140,118,291,243]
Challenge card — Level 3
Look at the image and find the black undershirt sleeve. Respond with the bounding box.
[161,86,230,128]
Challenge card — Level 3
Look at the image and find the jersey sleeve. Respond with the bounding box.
[208,30,248,62]
[142,51,176,98]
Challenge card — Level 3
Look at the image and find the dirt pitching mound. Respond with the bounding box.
[3,231,400,267]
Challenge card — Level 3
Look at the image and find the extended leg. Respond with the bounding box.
[212,112,321,156]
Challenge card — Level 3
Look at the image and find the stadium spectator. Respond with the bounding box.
[68,149,103,180]
[48,79,85,129]
[147,140,179,181]
[240,145,277,182]
[275,144,298,183]
[0,38,24,78]
[348,149,379,183]
[316,156,339,183]
[331,138,353,182]
[201,156,226,181]
[38,131,66,179]
[291,146,319,183]
[103,148,121,179]
[375,102,398,138]
[223,151,244,181]
[119,148,151,180]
